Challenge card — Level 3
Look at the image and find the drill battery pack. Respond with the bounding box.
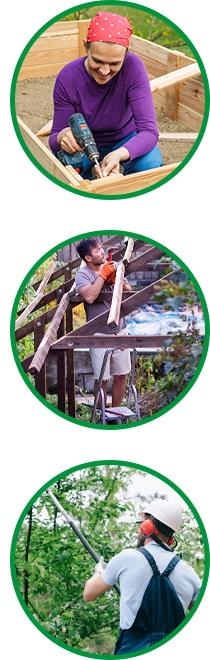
[57,149,85,173]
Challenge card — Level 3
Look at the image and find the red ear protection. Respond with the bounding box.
[140,519,158,537]
[139,519,176,547]
[167,536,176,547]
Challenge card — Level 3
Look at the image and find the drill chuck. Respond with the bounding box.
[69,113,100,165]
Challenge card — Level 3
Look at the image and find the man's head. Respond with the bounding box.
[136,499,182,548]
[76,238,106,266]
[84,12,132,85]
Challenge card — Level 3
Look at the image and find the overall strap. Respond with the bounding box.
[137,547,160,575]
[162,555,181,577]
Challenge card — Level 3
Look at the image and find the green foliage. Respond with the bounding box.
[132,265,205,414]
[14,467,204,653]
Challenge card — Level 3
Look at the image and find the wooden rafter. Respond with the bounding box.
[107,238,134,327]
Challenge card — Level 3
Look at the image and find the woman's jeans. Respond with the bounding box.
[57,132,162,180]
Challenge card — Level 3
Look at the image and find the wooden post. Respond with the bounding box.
[166,52,180,120]
[65,264,76,418]
[34,317,46,399]
[78,19,90,56]
[56,287,66,413]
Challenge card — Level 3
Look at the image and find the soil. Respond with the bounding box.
[15,76,195,165]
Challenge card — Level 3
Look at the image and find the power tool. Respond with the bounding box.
[69,113,102,171]
[56,113,102,175]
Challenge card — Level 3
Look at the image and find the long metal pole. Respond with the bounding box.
[47,489,120,595]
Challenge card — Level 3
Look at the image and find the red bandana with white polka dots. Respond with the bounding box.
[86,12,132,48]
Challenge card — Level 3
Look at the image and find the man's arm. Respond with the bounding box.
[83,572,111,601]
[78,277,105,305]
[77,262,116,304]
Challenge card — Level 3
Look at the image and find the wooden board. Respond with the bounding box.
[150,62,200,92]
[51,334,175,350]
[159,132,198,141]
[17,116,86,188]
[18,117,180,194]
[107,239,134,327]
[88,163,180,195]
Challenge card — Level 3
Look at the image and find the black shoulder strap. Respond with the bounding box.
[162,555,181,577]
[137,547,180,577]
[137,547,160,575]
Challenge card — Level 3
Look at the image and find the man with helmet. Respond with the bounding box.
[83,499,201,653]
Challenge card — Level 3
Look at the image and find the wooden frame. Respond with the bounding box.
[16,20,204,196]
[14,237,196,419]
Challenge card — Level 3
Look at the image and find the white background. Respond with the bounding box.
[2,1,209,659]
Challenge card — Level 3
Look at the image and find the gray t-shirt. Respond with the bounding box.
[75,263,126,334]
[102,541,201,629]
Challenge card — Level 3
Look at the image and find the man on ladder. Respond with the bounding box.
[75,237,132,411]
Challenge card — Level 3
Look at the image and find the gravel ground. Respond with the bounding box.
[15,76,195,165]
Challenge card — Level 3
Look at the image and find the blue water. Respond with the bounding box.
[126,305,205,336]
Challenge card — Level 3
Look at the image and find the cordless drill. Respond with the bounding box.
[69,113,101,171]
[57,113,102,174]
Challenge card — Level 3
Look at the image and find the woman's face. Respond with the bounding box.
[84,41,127,84]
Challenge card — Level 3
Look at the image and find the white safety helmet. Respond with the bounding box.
[143,499,182,533]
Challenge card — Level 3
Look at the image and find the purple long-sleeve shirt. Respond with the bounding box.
[49,52,158,160]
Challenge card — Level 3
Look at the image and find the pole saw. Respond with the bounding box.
[47,489,120,595]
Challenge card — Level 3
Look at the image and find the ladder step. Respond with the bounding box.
[82,402,137,419]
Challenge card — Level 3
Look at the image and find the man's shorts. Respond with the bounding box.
[90,329,131,381]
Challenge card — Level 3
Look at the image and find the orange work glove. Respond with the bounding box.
[100,261,116,281]
[107,270,116,284]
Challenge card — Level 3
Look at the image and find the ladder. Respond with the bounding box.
[82,348,140,425]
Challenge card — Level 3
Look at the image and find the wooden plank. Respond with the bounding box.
[52,272,174,345]
[40,21,78,35]
[28,285,76,374]
[17,117,88,189]
[36,120,52,137]
[89,163,180,195]
[176,106,203,132]
[150,62,200,93]
[130,35,172,65]
[15,262,56,330]
[51,334,176,350]
[125,247,164,276]
[22,43,77,67]
[159,132,198,141]
[107,238,134,327]
[18,61,77,80]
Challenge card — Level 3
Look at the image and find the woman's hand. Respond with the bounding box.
[102,147,129,177]
[57,127,83,154]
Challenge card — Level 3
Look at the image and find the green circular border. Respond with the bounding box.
[10,459,210,658]
[10,1,210,200]
[10,229,210,429]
